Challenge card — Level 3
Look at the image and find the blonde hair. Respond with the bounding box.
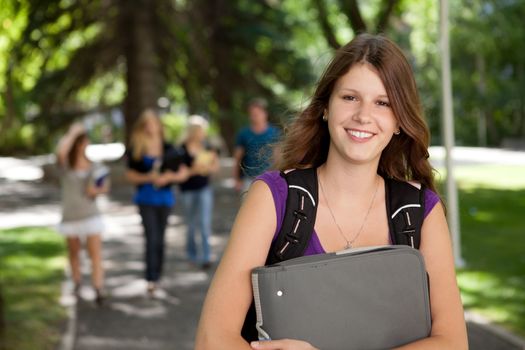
[129,109,163,160]
[184,115,209,142]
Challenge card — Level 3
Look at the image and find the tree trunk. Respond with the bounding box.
[200,0,238,154]
[312,0,340,49]
[119,0,162,145]
[0,66,16,137]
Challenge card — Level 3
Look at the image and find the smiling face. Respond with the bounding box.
[326,62,398,166]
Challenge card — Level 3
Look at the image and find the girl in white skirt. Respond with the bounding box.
[56,123,109,305]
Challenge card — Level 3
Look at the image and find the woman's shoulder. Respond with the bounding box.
[423,187,440,217]
[255,170,286,190]
[255,171,289,205]
[254,170,288,236]
[405,180,440,218]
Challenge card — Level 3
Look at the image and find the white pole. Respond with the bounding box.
[440,0,464,267]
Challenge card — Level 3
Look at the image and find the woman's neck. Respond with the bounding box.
[145,135,163,156]
[72,155,91,170]
[185,139,204,153]
[320,151,380,197]
[186,138,203,147]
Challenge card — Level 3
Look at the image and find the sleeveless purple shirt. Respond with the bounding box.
[255,171,440,256]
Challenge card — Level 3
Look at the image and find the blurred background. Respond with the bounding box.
[0,0,524,349]
[1,0,524,152]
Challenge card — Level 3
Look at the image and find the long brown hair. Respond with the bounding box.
[67,133,88,169]
[277,33,436,193]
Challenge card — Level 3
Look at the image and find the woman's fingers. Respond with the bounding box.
[250,339,317,350]
[250,340,282,350]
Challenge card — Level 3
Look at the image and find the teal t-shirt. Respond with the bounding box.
[235,125,280,177]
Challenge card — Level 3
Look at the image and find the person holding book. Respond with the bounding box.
[125,109,189,296]
[179,115,220,269]
[196,34,467,349]
[56,123,109,305]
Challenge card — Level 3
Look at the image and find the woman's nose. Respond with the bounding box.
[352,102,373,124]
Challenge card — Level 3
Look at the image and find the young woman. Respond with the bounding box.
[125,109,189,296]
[179,115,220,269]
[56,123,109,305]
[195,34,468,349]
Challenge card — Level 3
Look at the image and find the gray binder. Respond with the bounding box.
[251,245,431,350]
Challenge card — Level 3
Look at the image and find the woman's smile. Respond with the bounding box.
[345,128,376,142]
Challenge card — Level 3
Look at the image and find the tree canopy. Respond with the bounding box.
[0,0,524,154]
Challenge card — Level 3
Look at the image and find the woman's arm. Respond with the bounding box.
[189,150,220,177]
[394,203,468,349]
[86,182,110,198]
[207,150,220,174]
[233,146,245,192]
[56,123,84,166]
[153,165,190,187]
[125,169,156,185]
[195,180,277,350]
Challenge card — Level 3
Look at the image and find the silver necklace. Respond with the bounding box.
[319,173,380,249]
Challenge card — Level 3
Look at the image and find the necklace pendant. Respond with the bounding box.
[345,242,351,249]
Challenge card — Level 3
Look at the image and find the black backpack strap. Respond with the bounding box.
[385,178,425,249]
[266,168,319,265]
[242,168,318,341]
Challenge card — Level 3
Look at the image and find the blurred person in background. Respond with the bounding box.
[56,123,109,306]
[233,98,281,193]
[179,115,220,269]
[125,109,189,296]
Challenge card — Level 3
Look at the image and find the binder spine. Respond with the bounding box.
[252,273,271,340]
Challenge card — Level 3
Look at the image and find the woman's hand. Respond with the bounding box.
[172,164,190,182]
[85,182,110,199]
[191,162,210,176]
[68,122,85,136]
[153,165,190,186]
[153,172,174,187]
[250,339,318,350]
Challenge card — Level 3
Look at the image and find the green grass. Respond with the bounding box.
[0,227,67,350]
[440,165,525,336]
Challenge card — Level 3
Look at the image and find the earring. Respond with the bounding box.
[394,129,401,135]
[322,113,328,122]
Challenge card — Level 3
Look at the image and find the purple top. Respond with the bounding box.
[256,171,440,256]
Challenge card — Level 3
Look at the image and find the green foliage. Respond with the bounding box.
[449,0,525,146]
[0,226,67,350]
[161,113,187,144]
[1,0,524,153]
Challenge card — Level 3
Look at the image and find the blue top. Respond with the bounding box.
[256,171,440,256]
[131,155,175,207]
[235,125,281,178]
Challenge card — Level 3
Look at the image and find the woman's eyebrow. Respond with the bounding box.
[339,87,389,99]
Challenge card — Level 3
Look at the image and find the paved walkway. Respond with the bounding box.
[64,188,234,349]
[0,155,524,349]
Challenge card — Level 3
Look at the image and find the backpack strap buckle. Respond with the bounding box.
[271,169,319,263]
[401,210,416,248]
[385,178,425,249]
[277,209,308,258]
